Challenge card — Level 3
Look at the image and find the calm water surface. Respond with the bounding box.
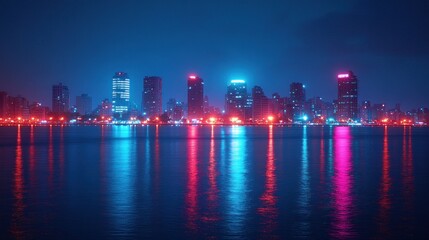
[1,125,428,239]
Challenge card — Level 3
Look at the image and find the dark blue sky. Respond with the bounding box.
[1,0,428,110]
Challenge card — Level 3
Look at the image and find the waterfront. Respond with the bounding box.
[1,125,428,239]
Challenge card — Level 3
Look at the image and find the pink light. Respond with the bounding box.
[332,126,354,238]
[189,75,197,79]
[338,74,349,78]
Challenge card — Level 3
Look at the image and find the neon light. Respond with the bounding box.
[189,75,197,79]
[231,80,245,83]
[338,74,349,78]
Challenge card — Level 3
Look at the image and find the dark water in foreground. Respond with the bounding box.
[1,125,428,239]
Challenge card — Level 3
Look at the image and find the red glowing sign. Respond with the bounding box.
[338,74,349,78]
[189,75,197,79]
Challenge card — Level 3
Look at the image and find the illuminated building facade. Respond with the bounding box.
[290,82,306,121]
[52,83,70,113]
[143,76,162,118]
[112,72,130,115]
[337,71,358,122]
[225,80,247,119]
[187,75,204,119]
[360,100,372,123]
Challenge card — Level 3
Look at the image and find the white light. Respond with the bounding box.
[231,80,245,83]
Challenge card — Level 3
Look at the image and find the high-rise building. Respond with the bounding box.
[360,100,372,123]
[30,102,48,120]
[308,96,327,119]
[337,71,358,122]
[0,91,8,118]
[112,72,130,115]
[52,83,70,113]
[8,96,29,119]
[187,75,204,119]
[290,82,306,121]
[252,85,271,122]
[225,80,247,119]
[76,94,92,115]
[373,103,386,122]
[142,76,162,118]
[96,99,112,117]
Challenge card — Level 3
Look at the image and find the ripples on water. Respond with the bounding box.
[0,125,428,239]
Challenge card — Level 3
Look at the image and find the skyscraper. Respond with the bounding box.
[76,94,92,115]
[252,85,271,122]
[360,100,372,123]
[187,75,204,119]
[112,72,130,115]
[0,91,8,118]
[337,71,358,122]
[225,80,247,119]
[52,83,70,113]
[290,82,306,121]
[142,76,162,118]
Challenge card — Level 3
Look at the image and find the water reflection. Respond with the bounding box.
[378,126,391,236]
[320,127,326,184]
[48,125,54,185]
[11,125,25,238]
[402,126,414,232]
[258,125,278,237]
[328,126,334,177]
[154,125,160,187]
[331,126,355,239]
[108,126,136,237]
[297,126,310,236]
[29,126,35,183]
[226,126,248,236]
[203,126,219,223]
[59,126,64,180]
[186,126,199,231]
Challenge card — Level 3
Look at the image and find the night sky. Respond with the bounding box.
[1,0,428,110]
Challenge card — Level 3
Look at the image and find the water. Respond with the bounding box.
[1,125,428,239]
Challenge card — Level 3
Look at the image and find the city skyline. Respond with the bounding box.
[0,68,428,113]
[1,1,428,110]
[1,69,428,125]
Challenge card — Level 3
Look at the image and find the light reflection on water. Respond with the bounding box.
[0,125,427,239]
[108,126,137,237]
[297,125,311,236]
[331,126,355,239]
[258,125,278,237]
[226,126,248,237]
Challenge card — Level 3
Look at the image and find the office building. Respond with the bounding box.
[252,85,271,122]
[112,72,130,115]
[52,83,70,113]
[0,91,8,118]
[337,71,358,122]
[225,80,247,119]
[290,82,306,121]
[143,76,162,118]
[187,75,204,119]
[76,94,92,115]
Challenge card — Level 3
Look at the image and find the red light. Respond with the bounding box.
[338,74,349,78]
[189,75,196,79]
